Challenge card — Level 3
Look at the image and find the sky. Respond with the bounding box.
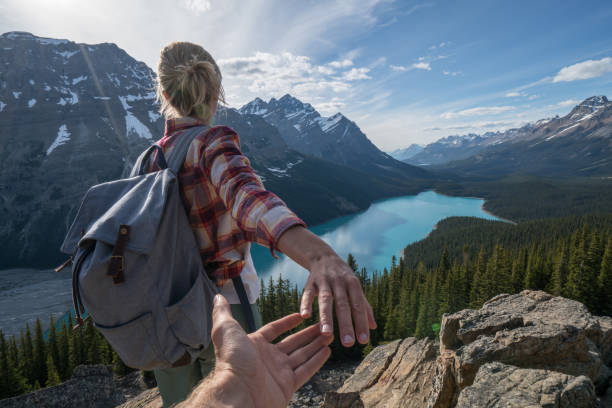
[2,0,612,150]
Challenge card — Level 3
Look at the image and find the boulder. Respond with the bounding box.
[440,291,611,391]
[337,338,438,408]
[329,291,611,407]
[455,362,597,408]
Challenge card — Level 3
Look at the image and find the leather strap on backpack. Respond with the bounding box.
[107,224,130,284]
[232,276,256,333]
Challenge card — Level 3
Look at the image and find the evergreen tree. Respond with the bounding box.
[0,331,29,398]
[598,238,612,316]
[45,354,61,387]
[32,318,47,386]
[469,247,488,307]
[550,244,569,296]
[20,324,34,385]
[566,227,597,308]
[57,321,71,380]
[47,315,60,379]
[347,253,358,272]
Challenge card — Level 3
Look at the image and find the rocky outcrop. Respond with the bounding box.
[329,291,612,407]
[455,362,597,408]
[0,365,124,408]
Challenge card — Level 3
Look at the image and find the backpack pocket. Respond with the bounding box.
[164,272,214,351]
[95,312,167,369]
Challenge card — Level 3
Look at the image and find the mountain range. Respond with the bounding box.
[0,31,429,269]
[391,95,612,177]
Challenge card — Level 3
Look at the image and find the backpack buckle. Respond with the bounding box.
[108,255,125,283]
[107,224,130,284]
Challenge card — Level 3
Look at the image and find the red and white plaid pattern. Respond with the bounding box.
[156,117,306,286]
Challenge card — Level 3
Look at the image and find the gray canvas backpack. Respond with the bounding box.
[58,125,255,370]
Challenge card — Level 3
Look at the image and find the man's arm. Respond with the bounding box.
[178,294,332,408]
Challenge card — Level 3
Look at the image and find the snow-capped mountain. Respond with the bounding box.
[239,94,429,178]
[398,95,611,174]
[0,32,430,270]
[388,144,424,162]
[442,95,612,177]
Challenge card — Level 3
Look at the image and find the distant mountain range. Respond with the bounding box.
[0,31,429,269]
[388,144,424,162]
[392,95,612,177]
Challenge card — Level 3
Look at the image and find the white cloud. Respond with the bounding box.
[441,105,515,119]
[443,70,460,76]
[557,99,580,107]
[505,91,522,97]
[390,64,408,72]
[553,57,612,82]
[329,59,354,68]
[412,62,431,71]
[342,67,371,80]
[181,0,211,14]
[528,94,538,100]
[390,62,432,72]
[218,51,371,114]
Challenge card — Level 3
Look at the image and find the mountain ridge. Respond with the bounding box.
[0,32,431,269]
[395,95,612,177]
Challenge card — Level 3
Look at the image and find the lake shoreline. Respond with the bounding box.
[432,188,517,225]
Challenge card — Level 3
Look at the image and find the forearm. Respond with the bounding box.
[176,371,254,408]
[276,225,338,269]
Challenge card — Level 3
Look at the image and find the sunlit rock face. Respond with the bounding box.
[326,291,611,408]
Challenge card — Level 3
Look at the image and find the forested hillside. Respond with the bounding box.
[434,176,612,222]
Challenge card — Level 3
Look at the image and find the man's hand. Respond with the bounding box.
[179,294,332,408]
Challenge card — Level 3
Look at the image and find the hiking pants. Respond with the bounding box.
[153,303,262,407]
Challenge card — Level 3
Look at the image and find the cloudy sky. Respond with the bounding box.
[2,0,612,150]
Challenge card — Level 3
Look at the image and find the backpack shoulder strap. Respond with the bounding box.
[166,125,210,174]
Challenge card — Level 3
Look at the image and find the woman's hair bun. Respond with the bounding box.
[156,42,225,124]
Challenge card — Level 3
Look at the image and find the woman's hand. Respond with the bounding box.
[276,226,377,346]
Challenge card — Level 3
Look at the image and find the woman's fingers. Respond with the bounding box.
[257,313,304,343]
[317,282,334,336]
[367,302,377,330]
[332,284,355,346]
[277,324,321,355]
[300,280,315,318]
[288,333,333,369]
[293,345,332,389]
[347,278,371,344]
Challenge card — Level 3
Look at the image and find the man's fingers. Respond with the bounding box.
[317,283,334,336]
[288,334,333,369]
[333,285,355,346]
[211,294,244,351]
[347,281,370,344]
[300,283,315,318]
[257,313,304,342]
[277,324,321,355]
[294,346,332,389]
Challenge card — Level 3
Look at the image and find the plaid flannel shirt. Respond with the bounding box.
[157,117,306,286]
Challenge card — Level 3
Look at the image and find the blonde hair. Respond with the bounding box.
[156,42,225,124]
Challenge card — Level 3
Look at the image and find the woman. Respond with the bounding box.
[153,41,376,407]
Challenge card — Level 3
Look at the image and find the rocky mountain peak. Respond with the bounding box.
[567,95,611,122]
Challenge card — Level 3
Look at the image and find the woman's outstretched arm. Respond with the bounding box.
[277,225,377,347]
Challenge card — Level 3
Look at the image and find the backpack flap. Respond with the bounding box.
[61,169,176,254]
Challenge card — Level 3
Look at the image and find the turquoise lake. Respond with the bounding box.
[251,190,503,288]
